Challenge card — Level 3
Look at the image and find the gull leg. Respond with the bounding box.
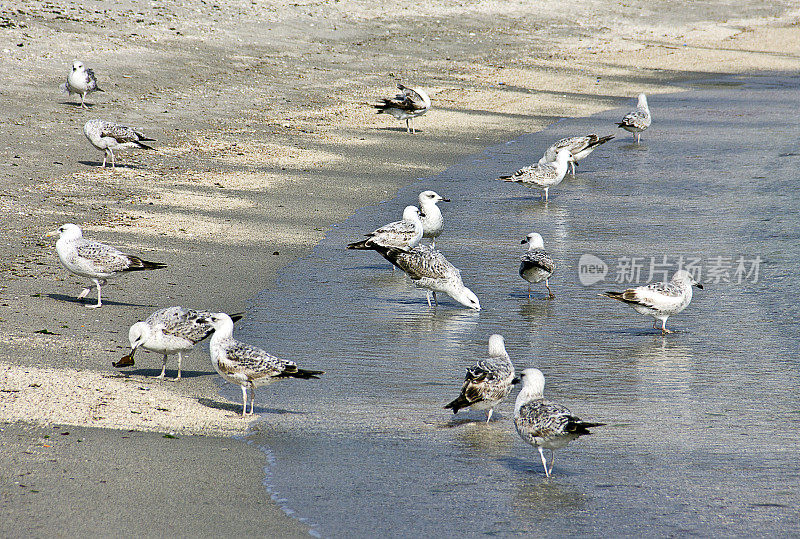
[240,385,248,416]
[80,93,87,109]
[430,238,436,249]
[110,149,115,168]
[528,285,532,301]
[101,152,108,168]
[405,119,411,134]
[157,355,167,379]
[77,287,91,300]
[175,352,182,380]
[538,447,550,478]
[248,386,256,415]
[426,291,433,308]
[433,291,438,306]
[661,319,673,334]
[548,450,556,476]
[486,409,493,423]
[545,279,555,299]
[85,279,103,308]
[543,188,549,202]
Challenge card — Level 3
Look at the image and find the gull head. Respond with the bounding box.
[487,334,507,357]
[455,285,481,311]
[204,312,235,333]
[637,93,648,108]
[45,223,83,240]
[521,232,544,249]
[555,148,573,163]
[518,368,545,396]
[672,269,703,289]
[72,60,84,72]
[128,321,151,351]
[402,205,422,223]
[419,190,450,206]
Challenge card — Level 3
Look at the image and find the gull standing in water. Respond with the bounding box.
[540,134,614,174]
[600,269,703,334]
[375,83,431,134]
[514,368,604,478]
[375,244,481,311]
[519,232,555,299]
[205,312,323,417]
[83,119,155,168]
[418,190,449,248]
[616,93,651,143]
[115,307,244,380]
[347,205,423,254]
[45,223,166,308]
[60,60,103,109]
[499,148,572,202]
[445,334,517,422]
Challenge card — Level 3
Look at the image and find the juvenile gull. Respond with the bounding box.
[205,312,323,417]
[601,269,703,334]
[83,119,155,168]
[519,232,555,299]
[540,134,614,174]
[376,244,481,311]
[114,307,244,380]
[445,334,517,422]
[616,93,651,143]
[60,60,103,109]
[347,205,423,252]
[45,223,166,308]
[514,368,604,478]
[375,83,431,134]
[499,148,572,201]
[418,190,450,248]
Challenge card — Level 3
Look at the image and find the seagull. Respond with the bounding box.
[616,93,651,143]
[60,60,103,109]
[114,307,244,380]
[205,312,323,417]
[374,244,481,311]
[519,232,555,299]
[600,269,703,334]
[375,83,431,134]
[499,148,572,201]
[418,190,450,248]
[445,334,518,422]
[45,223,166,308]
[83,119,155,168]
[514,368,605,478]
[540,134,614,174]
[347,205,423,253]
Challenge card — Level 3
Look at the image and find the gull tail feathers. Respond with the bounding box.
[277,367,324,380]
[124,256,167,272]
[444,394,472,414]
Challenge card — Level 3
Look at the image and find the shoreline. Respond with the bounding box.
[1,0,799,535]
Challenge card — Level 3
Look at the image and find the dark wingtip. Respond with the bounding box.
[229,313,245,323]
[137,141,155,150]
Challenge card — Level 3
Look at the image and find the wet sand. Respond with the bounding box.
[1,0,799,535]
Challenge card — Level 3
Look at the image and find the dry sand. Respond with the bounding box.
[1,0,799,535]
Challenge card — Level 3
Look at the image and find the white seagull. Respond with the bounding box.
[375,83,431,134]
[601,269,703,334]
[375,244,481,311]
[616,93,651,143]
[114,307,244,380]
[514,368,604,478]
[445,334,518,422]
[205,312,323,417]
[519,232,555,299]
[499,148,572,201]
[83,119,155,168]
[540,134,614,174]
[347,205,423,252]
[45,223,166,308]
[418,190,450,248]
[60,60,103,109]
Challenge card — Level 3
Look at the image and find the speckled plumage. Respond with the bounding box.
[83,119,155,167]
[445,334,516,422]
[347,205,423,252]
[60,61,103,108]
[514,368,604,477]
[542,134,614,174]
[500,148,572,201]
[601,269,703,333]
[519,233,555,298]
[616,93,651,143]
[46,223,165,308]
[375,84,431,133]
[207,313,323,416]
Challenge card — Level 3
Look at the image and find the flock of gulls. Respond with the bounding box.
[47,62,696,477]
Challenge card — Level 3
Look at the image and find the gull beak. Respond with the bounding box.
[520,239,529,245]
[694,283,704,289]
[511,376,521,385]
[44,229,60,238]
[441,198,451,203]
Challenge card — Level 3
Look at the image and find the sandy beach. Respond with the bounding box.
[1,0,799,535]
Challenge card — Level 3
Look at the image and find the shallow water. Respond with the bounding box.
[230,75,800,536]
